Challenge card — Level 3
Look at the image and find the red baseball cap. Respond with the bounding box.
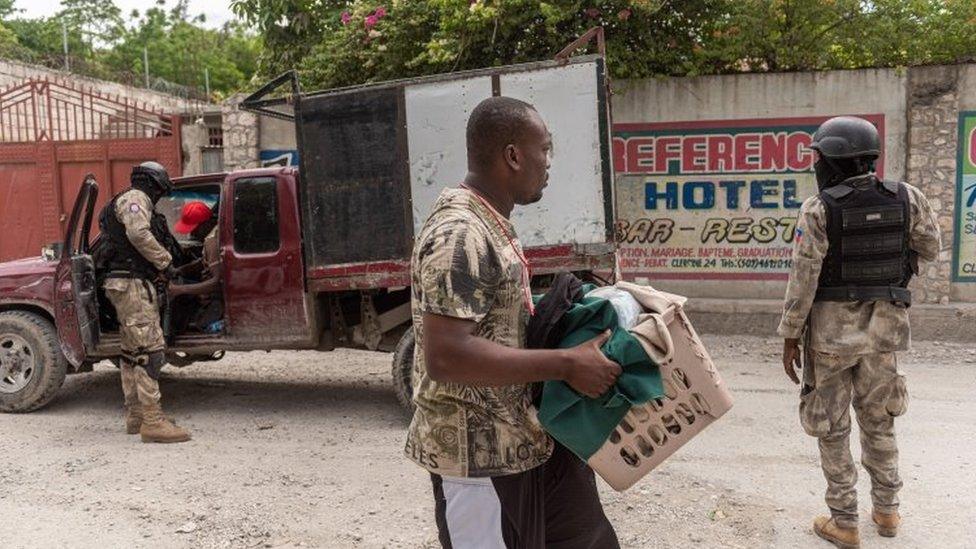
[174,201,213,234]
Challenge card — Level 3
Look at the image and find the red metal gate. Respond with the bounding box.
[0,78,182,261]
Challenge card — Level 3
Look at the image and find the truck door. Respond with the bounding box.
[53,175,100,366]
[221,172,312,345]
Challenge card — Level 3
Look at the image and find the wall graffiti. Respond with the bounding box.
[259,149,300,167]
[954,112,976,282]
[613,116,885,281]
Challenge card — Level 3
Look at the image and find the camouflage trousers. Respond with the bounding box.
[104,278,164,407]
[800,350,908,528]
[119,360,161,407]
[103,278,165,354]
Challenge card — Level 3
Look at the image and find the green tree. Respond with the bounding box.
[233,0,725,89]
[104,0,262,97]
[230,0,350,78]
[234,0,976,91]
[695,0,976,73]
[5,16,92,69]
[0,0,17,19]
[58,0,125,47]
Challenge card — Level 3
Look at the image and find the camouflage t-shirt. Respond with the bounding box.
[404,187,553,477]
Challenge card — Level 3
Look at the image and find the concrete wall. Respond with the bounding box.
[181,120,209,176]
[908,65,976,303]
[614,65,974,304]
[218,102,296,169]
[0,59,210,116]
[260,115,297,150]
[222,94,260,171]
[214,64,975,304]
[615,68,908,180]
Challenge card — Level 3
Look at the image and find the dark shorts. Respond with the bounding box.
[430,442,619,549]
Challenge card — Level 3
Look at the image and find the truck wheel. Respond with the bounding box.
[0,311,68,413]
[391,328,416,412]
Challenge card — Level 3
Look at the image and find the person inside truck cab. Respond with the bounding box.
[93,161,191,444]
[168,201,223,333]
[173,201,220,281]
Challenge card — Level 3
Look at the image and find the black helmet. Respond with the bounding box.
[131,161,174,199]
[809,116,880,159]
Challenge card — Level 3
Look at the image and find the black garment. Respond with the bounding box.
[814,158,865,191]
[526,272,585,404]
[815,175,914,305]
[526,273,584,350]
[190,213,218,243]
[430,442,620,549]
[95,190,184,280]
[131,161,174,202]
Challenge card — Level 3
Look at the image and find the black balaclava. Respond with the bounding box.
[132,176,167,204]
[815,156,874,192]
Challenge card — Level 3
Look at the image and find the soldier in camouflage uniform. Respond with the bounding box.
[97,161,191,443]
[779,117,941,548]
[407,97,622,548]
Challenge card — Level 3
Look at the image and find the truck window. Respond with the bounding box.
[157,186,220,244]
[233,177,279,254]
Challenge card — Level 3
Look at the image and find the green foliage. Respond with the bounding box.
[230,0,349,77]
[58,0,125,46]
[233,0,976,91]
[104,1,261,98]
[235,1,724,88]
[700,0,976,73]
[5,0,976,97]
[0,0,262,98]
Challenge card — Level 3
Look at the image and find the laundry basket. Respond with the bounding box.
[586,299,734,491]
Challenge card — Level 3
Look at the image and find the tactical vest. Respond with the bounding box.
[815,176,914,305]
[96,190,180,280]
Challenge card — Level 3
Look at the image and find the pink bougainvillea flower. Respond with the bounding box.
[618,8,632,21]
[585,8,601,19]
[341,11,351,25]
[365,14,379,28]
[374,6,387,18]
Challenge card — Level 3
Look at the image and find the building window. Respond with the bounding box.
[233,177,279,254]
[202,148,223,173]
[200,113,224,173]
[207,125,223,148]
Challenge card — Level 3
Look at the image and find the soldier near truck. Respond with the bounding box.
[0,56,618,425]
[94,161,192,444]
[778,116,941,549]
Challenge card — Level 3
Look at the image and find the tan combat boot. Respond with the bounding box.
[124,404,143,434]
[872,509,900,537]
[813,516,860,549]
[140,402,191,443]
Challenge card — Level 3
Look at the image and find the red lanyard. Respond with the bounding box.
[461,186,535,316]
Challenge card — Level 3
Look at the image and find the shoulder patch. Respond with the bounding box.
[128,203,141,214]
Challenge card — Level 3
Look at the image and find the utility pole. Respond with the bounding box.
[204,67,210,98]
[62,20,70,72]
[143,46,149,88]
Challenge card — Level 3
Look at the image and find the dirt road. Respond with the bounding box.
[1,335,973,548]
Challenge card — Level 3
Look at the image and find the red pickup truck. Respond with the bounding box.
[0,55,617,413]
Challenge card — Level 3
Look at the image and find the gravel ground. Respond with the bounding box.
[1,335,974,548]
